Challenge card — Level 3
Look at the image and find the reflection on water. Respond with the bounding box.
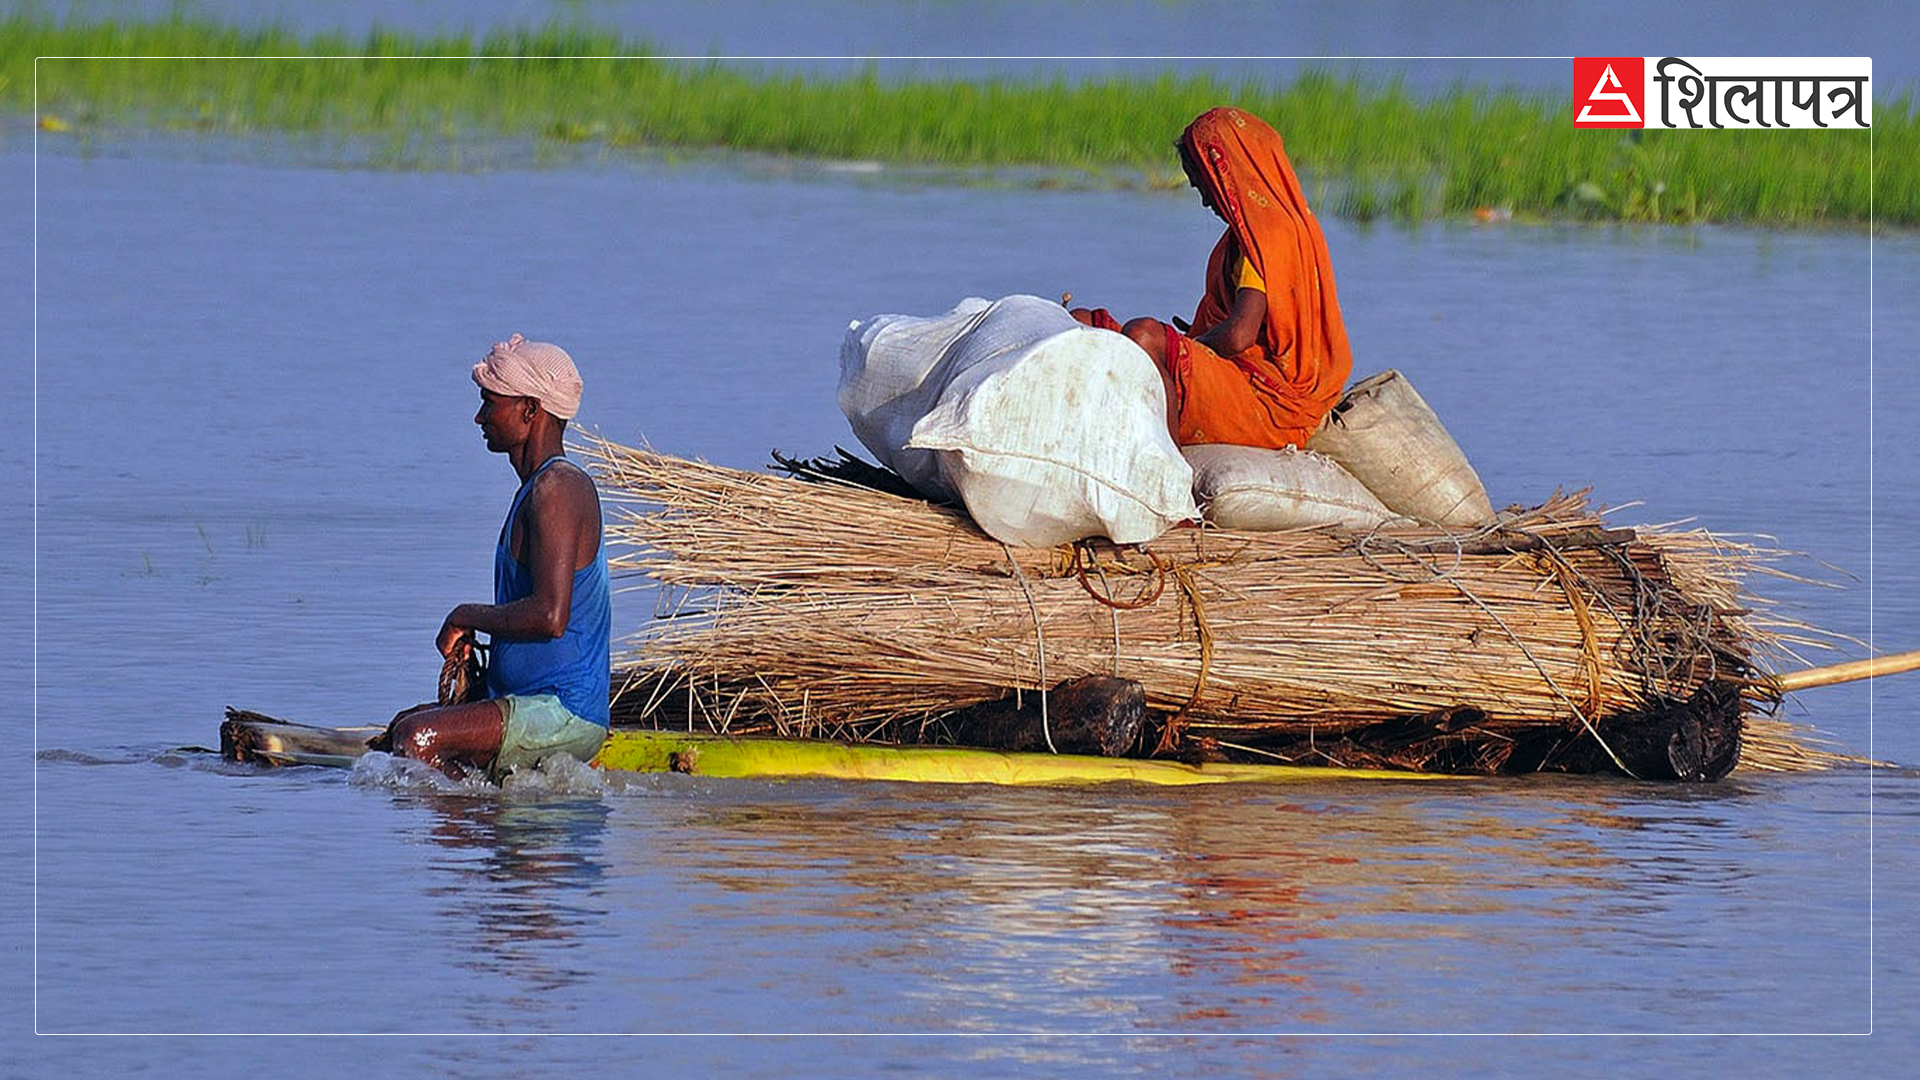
[416,795,613,1001]
[27,730,1884,1038]
[574,773,1867,1032]
[344,754,616,1008]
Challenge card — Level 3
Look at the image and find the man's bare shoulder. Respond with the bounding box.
[520,461,601,570]
[524,458,600,516]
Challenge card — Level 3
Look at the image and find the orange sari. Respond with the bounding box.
[1162,108,1352,449]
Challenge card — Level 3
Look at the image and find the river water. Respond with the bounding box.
[13,72,1919,1080]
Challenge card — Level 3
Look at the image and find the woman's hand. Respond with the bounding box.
[1193,286,1266,356]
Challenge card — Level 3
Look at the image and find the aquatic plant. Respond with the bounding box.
[9,12,1912,228]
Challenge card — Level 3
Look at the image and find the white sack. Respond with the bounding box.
[1183,444,1396,531]
[1304,369,1497,528]
[839,295,999,497]
[840,295,1198,548]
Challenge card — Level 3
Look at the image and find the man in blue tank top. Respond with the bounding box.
[384,334,612,780]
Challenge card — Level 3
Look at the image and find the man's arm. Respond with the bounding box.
[436,468,595,655]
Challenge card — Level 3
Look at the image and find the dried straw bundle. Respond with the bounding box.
[578,434,1845,773]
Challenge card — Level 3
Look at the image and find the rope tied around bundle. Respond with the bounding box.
[1156,564,1216,756]
[438,637,490,706]
[1540,550,1607,723]
[1350,518,1639,777]
[1003,543,1056,754]
[1003,540,1219,756]
[1063,541,1169,610]
[1599,540,1730,698]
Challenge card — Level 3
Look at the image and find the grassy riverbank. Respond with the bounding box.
[10,13,1913,227]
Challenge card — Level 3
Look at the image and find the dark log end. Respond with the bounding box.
[1520,681,1745,781]
[220,707,277,765]
[944,675,1147,757]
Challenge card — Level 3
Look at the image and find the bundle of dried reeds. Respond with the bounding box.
[577,434,1850,774]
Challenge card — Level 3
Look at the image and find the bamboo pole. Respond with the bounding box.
[1772,649,1920,693]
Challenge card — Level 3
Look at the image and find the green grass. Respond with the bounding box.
[9,12,1913,228]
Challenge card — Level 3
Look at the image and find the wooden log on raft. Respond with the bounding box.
[580,437,1842,779]
[220,708,385,767]
[942,675,1148,757]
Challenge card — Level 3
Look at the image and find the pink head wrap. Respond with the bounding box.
[471,333,583,420]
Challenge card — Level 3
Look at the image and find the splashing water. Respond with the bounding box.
[348,749,613,797]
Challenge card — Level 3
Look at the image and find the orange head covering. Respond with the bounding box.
[1177,107,1351,435]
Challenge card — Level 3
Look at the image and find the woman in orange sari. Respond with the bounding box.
[1073,107,1352,449]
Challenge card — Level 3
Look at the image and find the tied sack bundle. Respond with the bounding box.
[1183,444,1394,531]
[839,295,1198,547]
[1305,369,1497,528]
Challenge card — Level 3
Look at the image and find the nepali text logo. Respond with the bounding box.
[1573,57,1871,129]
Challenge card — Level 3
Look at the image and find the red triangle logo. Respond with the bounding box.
[1573,57,1645,128]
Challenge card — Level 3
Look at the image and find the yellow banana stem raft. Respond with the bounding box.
[595,728,1448,785]
[218,712,1448,786]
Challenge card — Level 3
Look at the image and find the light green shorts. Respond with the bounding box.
[492,694,609,777]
